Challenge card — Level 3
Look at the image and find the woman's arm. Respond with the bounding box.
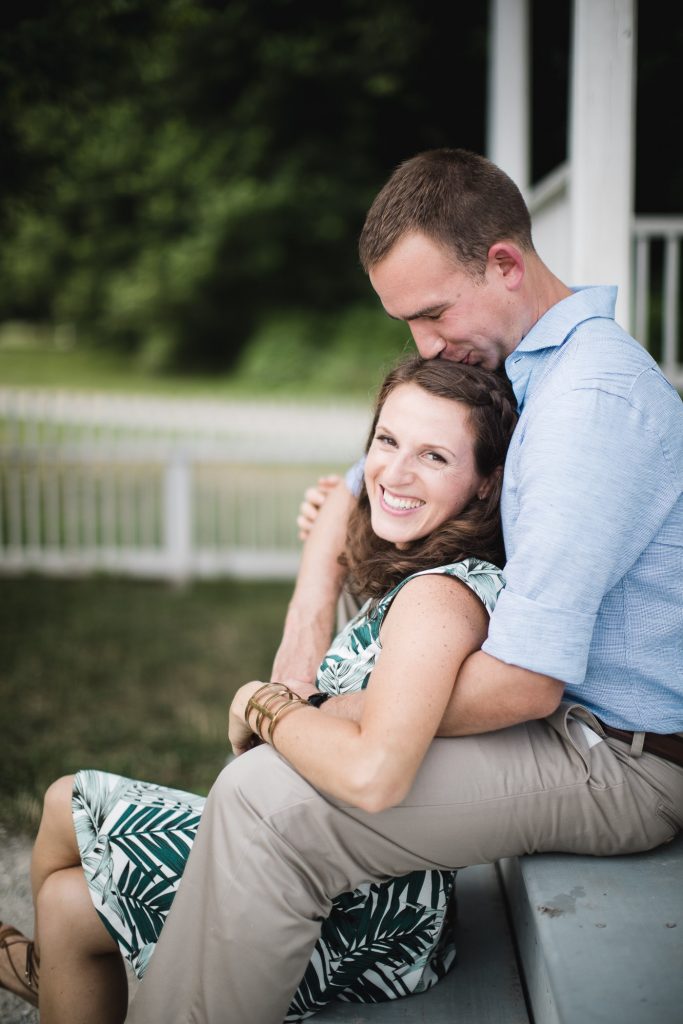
[231,573,488,813]
[271,480,355,684]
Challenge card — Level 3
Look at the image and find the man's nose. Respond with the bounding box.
[409,321,445,359]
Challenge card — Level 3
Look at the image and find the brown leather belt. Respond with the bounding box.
[596,720,683,769]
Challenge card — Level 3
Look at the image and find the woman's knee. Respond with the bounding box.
[37,865,85,920]
[37,867,116,954]
[41,774,76,827]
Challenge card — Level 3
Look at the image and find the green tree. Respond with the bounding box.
[0,0,487,370]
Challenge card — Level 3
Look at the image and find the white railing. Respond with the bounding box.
[0,392,371,581]
[528,163,682,388]
[632,217,683,389]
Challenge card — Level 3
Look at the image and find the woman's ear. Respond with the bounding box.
[477,465,502,501]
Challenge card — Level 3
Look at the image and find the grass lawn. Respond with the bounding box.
[0,309,409,401]
[0,345,294,399]
[0,574,293,834]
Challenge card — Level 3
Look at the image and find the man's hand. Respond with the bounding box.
[296,474,341,541]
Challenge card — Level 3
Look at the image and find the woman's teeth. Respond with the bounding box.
[382,489,425,511]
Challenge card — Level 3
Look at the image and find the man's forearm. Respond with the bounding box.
[319,652,564,734]
[271,481,354,683]
[436,649,564,736]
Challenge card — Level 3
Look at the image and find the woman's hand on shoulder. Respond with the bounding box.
[296,474,342,541]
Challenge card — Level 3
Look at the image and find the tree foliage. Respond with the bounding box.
[0,0,487,370]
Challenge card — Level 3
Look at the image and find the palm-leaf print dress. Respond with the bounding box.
[74,558,504,1020]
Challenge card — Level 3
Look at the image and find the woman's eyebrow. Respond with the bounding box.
[423,442,456,457]
[375,422,457,458]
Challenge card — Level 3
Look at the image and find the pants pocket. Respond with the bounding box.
[545,701,595,782]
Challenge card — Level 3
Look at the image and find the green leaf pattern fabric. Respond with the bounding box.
[73,772,205,980]
[73,557,503,1019]
[315,558,504,699]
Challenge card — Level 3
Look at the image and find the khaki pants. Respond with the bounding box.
[126,704,683,1024]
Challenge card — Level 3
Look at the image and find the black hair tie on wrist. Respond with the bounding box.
[307,692,331,708]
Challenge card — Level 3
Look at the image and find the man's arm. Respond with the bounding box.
[271,480,355,683]
[441,382,675,734]
[435,651,563,735]
[320,650,564,733]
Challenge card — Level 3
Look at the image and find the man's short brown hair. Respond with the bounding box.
[359,148,534,277]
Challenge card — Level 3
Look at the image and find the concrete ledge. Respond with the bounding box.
[499,833,683,1024]
[315,863,529,1023]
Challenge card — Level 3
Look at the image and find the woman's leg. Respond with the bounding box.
[34,775,126,1023]
[30,775,83,913]
[1,775,126,1022]
[0,774,80,1004]
[37,866,126,1024]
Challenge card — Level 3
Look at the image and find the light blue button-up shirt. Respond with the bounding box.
[347,286,683,732]
[482,286,683,731]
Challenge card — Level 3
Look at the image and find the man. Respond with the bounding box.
[127,149,683,1023]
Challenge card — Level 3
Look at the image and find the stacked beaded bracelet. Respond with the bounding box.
[246,682,309,747]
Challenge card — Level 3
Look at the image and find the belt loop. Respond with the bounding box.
[630,732,645,758]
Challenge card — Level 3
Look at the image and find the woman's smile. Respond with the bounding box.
[380,486,426,513]
[364,382,491,547]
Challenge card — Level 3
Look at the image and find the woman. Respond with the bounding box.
[0,357,517,1023]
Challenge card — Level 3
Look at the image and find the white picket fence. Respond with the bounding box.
[0,390,371,581]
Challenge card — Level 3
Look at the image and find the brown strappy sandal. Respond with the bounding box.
[0,922,39,1007]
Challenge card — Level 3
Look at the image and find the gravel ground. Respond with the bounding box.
[0,825,138,1022]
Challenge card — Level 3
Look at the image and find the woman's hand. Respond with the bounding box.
[228,681,266,757]
[229,679,318,756]
[296,474,341,541]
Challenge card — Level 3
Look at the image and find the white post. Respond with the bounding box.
[487,0,530,194]
[569,0,636,328]
[164,454,193,582]
[663,237,680,378]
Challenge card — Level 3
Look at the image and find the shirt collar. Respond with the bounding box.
[505,286,618,410]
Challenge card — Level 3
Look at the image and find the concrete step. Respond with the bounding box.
[499,832,683,1024]
[315,862,529,1023]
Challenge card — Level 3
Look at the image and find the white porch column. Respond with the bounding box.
[487,0,530,194]
[569,0,636,327]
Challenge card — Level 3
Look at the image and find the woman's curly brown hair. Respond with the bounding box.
[342,356,517,600]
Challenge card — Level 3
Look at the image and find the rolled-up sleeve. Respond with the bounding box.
[484,590,597,683]
[483,382,679,684]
